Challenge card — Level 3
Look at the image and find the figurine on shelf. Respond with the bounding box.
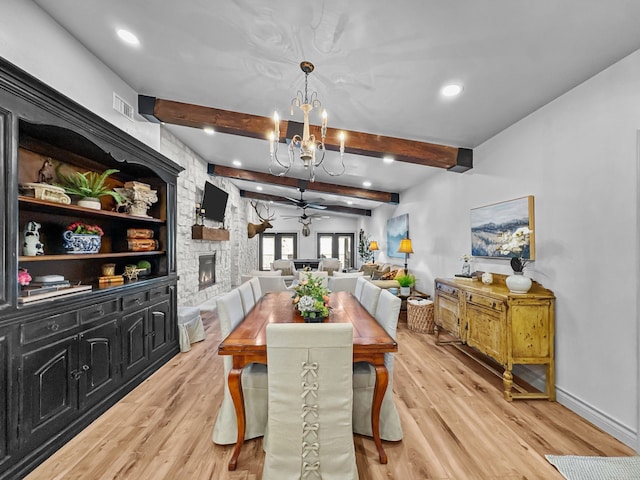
[23,220,45,256]
[37,158,54,184]
[115,181,158,217]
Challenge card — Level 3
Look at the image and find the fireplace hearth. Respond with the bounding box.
[199,253,216,290]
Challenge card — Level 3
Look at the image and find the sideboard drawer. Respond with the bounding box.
[436,282,458,297]
[122,291,149,310]
[21,311,78,345]
[149,285,170,301]
[466,292,504,312]
[80,299,119,323]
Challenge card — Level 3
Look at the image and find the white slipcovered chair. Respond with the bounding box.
[328,276,358,294]
[240,269,282,285]
[317,258,341,276]
[352,289,403,441]
[354,276,368,300]
[238,281,255,315]
[258,276,289,293]
[212,289,268,445]
[263,323,358,480]
[359,280,382,316]
[271,259,297,284]
[249,276,262,302]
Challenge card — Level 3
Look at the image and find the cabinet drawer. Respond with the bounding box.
[80,299,119,324]
[149,285,170,301]
[21,311,78,345]
[436,282,458,298]
[466,292,504,312]
[122,291,149,310]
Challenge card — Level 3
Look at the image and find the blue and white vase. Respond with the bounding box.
[63,231,101,254]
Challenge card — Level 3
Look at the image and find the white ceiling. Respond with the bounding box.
[33,0,640,214]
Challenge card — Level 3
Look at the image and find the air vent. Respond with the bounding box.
[113,92,134,121]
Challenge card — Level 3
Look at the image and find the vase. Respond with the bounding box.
[77,197,101,210]
[506,272,532,293]
[304,312,327,323]
[63,230,102,254]
[461,260,471,276]
[400,286,411,296]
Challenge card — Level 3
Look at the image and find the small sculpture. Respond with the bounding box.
[115,181,158,217]
[23,220,45,256]
[37,158,54,184]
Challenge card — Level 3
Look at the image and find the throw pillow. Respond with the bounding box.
[381,270,397,280]
[394,268,406,279]
[360,264,378,276]
[279,267,292,276]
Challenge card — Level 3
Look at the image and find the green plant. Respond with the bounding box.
[395,273,415,287]
[56,166,123,202]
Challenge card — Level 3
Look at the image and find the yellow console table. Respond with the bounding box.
[434,274,555,401]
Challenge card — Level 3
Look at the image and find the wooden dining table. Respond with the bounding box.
[218,290,398,471]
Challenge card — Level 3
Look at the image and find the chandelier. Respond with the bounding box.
[269,61,345,182]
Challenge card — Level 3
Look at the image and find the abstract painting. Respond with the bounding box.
[386,214,409,258]
[470,196,535,259]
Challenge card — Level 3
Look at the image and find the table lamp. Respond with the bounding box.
[397,237,414,274]
[369,240,379,263]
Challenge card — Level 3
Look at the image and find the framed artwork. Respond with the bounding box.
[386,213,409,258]
[470,196,535,259]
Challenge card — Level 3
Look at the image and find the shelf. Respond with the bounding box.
[19,251,165,262]
[19,196,165,224]
[191,225,230,241]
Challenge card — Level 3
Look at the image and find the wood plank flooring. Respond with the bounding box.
[25,310,635,480]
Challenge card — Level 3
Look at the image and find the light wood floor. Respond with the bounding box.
[25,311,635,480]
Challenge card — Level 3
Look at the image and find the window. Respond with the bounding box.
[259,233,297,270]
[316,233,354,270]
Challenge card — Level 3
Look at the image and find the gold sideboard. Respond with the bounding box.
[434,274,555,401]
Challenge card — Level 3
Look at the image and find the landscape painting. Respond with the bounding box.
[387,214,408,258]
[470,196,535,259]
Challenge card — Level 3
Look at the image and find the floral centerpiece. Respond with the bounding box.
[63,222,104,254]
[292,272,331,321]
[499,227,533,293]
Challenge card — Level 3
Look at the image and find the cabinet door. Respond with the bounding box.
[78,320,119,409]
[0,328,10,464]
[121,308,149,382]
[20,336,79,449]
[435,293,462,338]
[466,305,506,364]
[149,299,171,362]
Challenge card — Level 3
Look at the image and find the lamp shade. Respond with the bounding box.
[397,238,414,254]
[369,240,379,251]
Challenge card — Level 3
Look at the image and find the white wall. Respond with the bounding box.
[363,49,640,448]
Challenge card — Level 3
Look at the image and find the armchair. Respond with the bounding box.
[271,259,297,285]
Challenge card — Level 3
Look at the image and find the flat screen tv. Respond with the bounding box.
[201,182,229,222]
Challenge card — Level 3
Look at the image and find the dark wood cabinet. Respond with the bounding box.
[0,57,183,479]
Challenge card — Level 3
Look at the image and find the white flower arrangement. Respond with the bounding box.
[499,227,533,272]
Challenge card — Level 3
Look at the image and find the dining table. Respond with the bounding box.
[218,290,398,471]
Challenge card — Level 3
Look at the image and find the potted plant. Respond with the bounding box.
[56,167,123,210]
[396,272,415,296]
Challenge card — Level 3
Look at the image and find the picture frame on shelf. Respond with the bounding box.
[470,195,535,259]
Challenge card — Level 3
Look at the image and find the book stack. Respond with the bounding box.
[126,228,159,252]
[98,274,124,286]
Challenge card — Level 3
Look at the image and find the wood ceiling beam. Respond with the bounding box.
[239,190,372,217]
[139,95,472,172]
[208,164,399,204]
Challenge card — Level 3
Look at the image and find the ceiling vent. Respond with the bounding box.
[113,92,134,121]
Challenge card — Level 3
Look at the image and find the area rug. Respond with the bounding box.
[545,454,640,479]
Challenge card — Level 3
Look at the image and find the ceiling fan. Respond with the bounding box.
[283,188,327,210]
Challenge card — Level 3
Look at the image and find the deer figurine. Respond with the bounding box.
[247,200,275,238]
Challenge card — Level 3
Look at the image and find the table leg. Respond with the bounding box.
[372,363,389,464]
[227,366,245,471]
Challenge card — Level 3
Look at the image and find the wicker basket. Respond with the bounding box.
[407,297,434,334]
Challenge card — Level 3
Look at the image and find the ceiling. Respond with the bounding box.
[33,0,640,215]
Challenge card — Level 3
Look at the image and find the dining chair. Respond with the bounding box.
[258,276,289,293]
[359,280,382,316]
[249,276,262,302]
[354,276,368,300]
[263,323,359,480]
[328,276,358,294]
[212,289,268,445]
[305,270,329,288]
[352,289,403,441]
[238,281,256,315]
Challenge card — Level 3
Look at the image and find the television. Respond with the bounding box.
[201,182,229,223]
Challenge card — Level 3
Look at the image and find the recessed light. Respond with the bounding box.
[203,127,215,135]
[362,181,372,188]
[347,201,353,205]
[441,84,463,97]
[256,186,263,191]
[232,159,242,167]
[116,29,140,46]
[383,156,394,164]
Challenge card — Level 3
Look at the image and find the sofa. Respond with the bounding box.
[359,263,406,289]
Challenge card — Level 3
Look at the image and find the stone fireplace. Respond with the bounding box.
[199,253,216,290]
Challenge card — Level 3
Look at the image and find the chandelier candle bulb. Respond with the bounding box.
[339,132,345,154]
[273,112,280,138]
[269,132,275,155]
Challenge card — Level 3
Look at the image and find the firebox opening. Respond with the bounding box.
[199,253,216,290]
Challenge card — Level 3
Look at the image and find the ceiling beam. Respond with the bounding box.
[139,95,472,172]
[240,190,371,217]
[208,164,399,204]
